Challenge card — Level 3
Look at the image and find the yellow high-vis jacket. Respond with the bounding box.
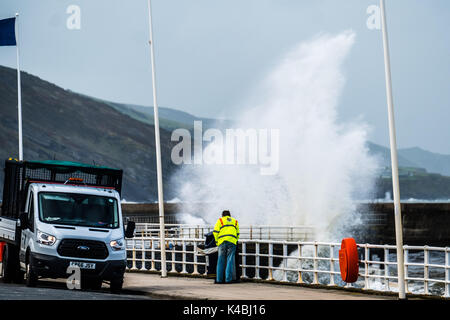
[213,216,240,246]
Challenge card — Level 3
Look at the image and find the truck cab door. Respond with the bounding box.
[20,192,35,264]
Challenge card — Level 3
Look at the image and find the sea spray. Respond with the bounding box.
[172,31,379,241]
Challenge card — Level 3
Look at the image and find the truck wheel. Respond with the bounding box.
[25,256,38,287]
[1,244,17,283]
[81,278,103,290]
[90,278,103,290]
[13,270,24,284]
[1,246,11,283]
[110,277,123,294]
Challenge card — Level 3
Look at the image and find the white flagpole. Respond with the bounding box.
[147,0,167,278]
[380,0,406,299]
[15,13,23,161]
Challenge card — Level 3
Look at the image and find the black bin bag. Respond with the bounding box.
[204,232,241,282]
[204,232,218,278]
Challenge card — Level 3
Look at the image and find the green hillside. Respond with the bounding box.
[0,65,178,201]
[84,95,234,133]
[399,147,450,177]
[367,142,450,177]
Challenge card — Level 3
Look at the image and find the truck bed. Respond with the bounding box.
[0,216,18,244]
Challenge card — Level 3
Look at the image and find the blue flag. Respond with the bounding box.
[0,17,16,46]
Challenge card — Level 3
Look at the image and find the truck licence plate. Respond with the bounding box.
[69,261,96,270]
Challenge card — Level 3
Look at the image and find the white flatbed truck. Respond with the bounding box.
[0,159,135,293]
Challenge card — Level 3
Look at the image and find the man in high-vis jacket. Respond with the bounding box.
[213,210,240,283]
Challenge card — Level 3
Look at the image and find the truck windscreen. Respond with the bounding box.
[38,192,119,229]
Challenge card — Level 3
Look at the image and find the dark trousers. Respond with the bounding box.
[216,241,236,283]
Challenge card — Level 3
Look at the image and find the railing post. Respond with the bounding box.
[140,240,146,271]
[404,248,409,294]
[313,242,318,285]
[445,247,449,298]
[297,243,303,284]
[255,242,260,279]
[268,243,273,281]
[171,241,176,273]
[384,247,390,291]
[424,246,429,295]
[329,244,335,286]
[282,242,288,282]
[193,240,199,275]
[149,239,156,271]
[181,241,187,274]
[241,242,247,278]
[131,239,137,270]
[363,245,369,290]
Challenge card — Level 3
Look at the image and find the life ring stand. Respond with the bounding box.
[339,238,359,283]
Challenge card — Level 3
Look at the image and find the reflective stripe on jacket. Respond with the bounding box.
[213,216,240,246]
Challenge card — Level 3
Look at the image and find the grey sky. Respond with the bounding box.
[0,0,449,154]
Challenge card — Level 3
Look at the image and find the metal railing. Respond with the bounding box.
[126,237,449,298]
[134,223,315,241]
[126,237,208,275]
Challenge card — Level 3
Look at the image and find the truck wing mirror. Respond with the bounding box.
[125,221,135,238]
[18,212,28,230]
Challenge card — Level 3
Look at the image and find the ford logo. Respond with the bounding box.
[77,245,90,251]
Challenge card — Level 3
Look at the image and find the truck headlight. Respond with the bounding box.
[37,230,57,246]
[110,238,125,251]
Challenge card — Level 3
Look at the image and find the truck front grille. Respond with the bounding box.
[57,239,109,260]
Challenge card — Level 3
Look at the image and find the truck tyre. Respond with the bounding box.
[81,278,103,290]
[1,245,12,283]
[110,277,123,294]
[25,254,38,287]
[89,278,103,290]
[1,244,19,283]
[13,270,24,284]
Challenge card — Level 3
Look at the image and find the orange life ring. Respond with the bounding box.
[339,238,359,283]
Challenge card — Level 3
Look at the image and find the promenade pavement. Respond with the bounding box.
[123,272,396,300]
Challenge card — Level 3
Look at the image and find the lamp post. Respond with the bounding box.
[379,0,406,299]
[146,0,167,278]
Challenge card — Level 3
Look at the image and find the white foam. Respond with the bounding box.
[172,31,379,241]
